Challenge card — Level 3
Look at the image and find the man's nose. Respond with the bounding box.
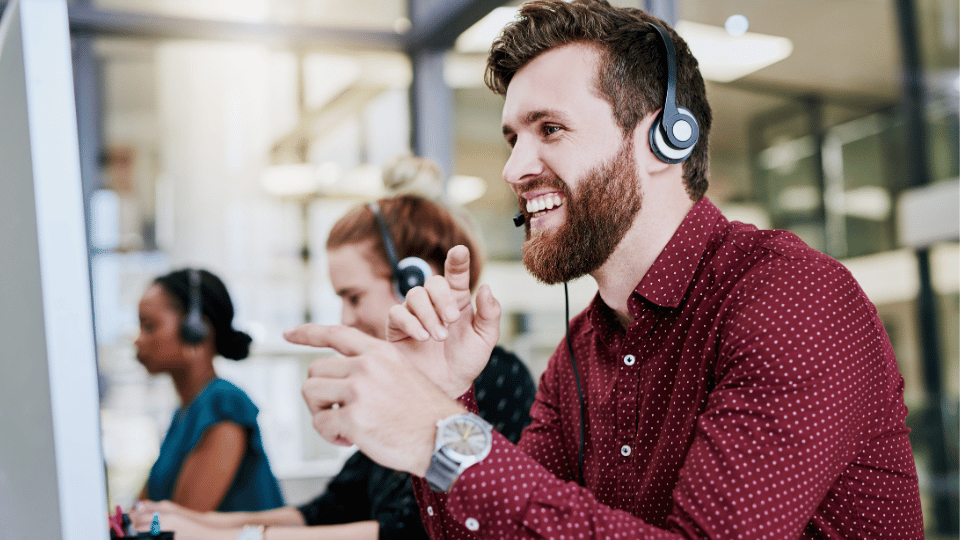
[502,137,544,186]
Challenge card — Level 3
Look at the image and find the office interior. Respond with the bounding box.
[0,0,957,537]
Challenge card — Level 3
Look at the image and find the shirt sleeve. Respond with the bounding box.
[413,259,915,539]
[414,358,676,539]
[666,258,914,539]
[297,451,371,526]
[368,471,430,540]
[206,382,260,430]
[299,452,429,540]
[474,347,537,444]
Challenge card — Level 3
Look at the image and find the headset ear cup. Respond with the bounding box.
[180,314,209,345]
[649,112,697,164]
[394,257,433,301]
[180,268,210,344]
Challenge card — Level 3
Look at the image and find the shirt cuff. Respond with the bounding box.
[443,431,557,538]
[457,385,478,413]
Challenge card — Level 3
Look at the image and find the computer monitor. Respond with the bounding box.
[0,0,109,538]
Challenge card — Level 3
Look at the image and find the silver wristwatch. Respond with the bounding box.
[425,412,493,492]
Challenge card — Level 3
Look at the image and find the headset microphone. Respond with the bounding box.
[368,202,433,301]
[513,211,525,227]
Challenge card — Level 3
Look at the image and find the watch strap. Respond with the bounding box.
[425,448,460,492]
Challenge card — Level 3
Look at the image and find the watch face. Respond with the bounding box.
[438,416,491,458]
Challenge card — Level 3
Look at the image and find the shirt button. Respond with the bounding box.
[621,444,632,457]
[426,506,434,516]
[465,518,480,531]
[623,354,636,366]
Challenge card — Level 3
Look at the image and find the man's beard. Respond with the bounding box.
[521,140,642,284]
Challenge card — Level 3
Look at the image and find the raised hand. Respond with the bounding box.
[286,324,465,476]
[387,245,502,398]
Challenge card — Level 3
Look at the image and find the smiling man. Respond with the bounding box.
[289,1,924,539]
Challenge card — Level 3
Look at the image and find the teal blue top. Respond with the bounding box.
[147,378,284,511]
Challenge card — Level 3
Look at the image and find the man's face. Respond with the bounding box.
[501,44,643,283]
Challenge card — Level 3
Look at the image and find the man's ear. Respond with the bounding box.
[634,110,671,176]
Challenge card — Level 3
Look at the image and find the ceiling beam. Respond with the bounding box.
[404,0,509,51]
[0,2,403,50]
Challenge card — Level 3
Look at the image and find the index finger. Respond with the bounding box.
[283,324,383,356]
[444,245,472,293]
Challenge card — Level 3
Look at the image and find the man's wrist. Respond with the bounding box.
[414,403,468,477]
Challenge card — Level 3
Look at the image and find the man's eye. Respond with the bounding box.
[347,295,361,307]
[543,125,561,136]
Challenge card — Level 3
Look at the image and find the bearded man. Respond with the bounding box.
[289,1,924,539]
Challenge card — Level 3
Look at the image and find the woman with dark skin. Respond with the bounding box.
[135,269,283,512]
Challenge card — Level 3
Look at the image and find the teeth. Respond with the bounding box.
[526,193,563,214]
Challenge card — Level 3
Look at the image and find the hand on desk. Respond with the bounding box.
[130,502,232,540]
[288,246,501,477]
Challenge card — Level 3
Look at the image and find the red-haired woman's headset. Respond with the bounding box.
[368,202,433,301]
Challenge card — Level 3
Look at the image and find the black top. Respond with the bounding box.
[297,346,537,540]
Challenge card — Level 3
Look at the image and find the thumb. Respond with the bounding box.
[472,284,501,343]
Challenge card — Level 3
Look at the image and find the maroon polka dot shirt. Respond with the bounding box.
[414,197,923,539]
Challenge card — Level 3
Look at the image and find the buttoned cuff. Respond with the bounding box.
[442,431,556,538]
[457,385,478,413]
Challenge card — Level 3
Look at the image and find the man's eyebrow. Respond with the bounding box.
[502,109,569,136]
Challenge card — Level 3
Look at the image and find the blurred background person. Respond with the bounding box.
[135,268,284,512]
[132,194,537,540]
[381,155,445,202]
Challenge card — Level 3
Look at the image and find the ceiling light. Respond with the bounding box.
[676,21,793,83]
[394,17,411,34]
[455,7,519,54]
[724,15,749,36]
[842,186,891,221]
[447,175,487,205]
[444,55,487,88]
[319,164,385,199]
[454,11,791,83]
[261,164,320,199]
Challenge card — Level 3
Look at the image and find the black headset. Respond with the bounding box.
[180,268,210,345]
[368,202,433,301]
[647,22,700,164]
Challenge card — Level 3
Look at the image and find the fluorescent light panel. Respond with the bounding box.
[676,21,793,83]
[454,9,793,84]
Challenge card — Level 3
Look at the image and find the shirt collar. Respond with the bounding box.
[586,197,727,332]
[634,197,726,309]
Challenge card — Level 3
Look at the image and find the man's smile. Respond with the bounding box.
[524,192,565,220]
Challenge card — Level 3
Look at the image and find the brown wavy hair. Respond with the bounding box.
[326,195,484,292]
[486,0,712,201]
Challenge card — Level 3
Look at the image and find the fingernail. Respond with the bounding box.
[446,306,459,321]
[435,326,448,340]
[417,329,430,340]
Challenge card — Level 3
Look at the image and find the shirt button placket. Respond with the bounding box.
[616,347,640,507]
